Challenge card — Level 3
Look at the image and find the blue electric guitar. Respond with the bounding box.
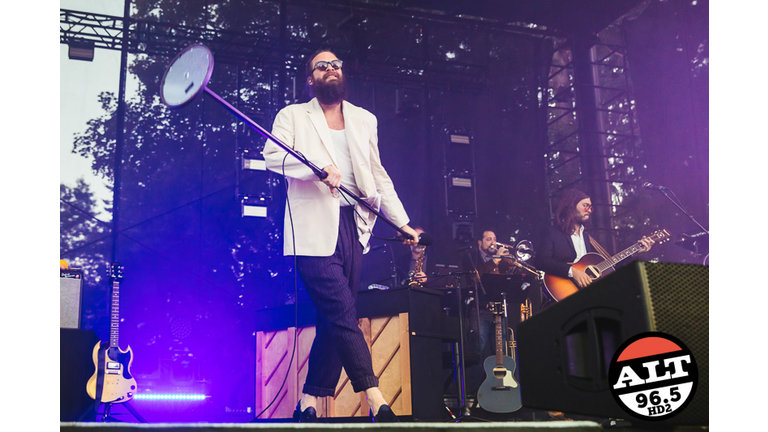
[476,302,523,413]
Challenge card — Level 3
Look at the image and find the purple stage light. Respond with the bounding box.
[134,393,207,401]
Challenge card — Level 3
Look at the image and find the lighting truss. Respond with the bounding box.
[60,7,491,90]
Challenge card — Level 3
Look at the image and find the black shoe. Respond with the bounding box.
[370,404,399,423]
[293,401,317,423]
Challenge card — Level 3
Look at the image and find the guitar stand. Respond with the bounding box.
[80,401,147,423]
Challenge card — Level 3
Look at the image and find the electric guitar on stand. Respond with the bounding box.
[86,263,137,403]
[477,302,523,413]
[543,229,672,302]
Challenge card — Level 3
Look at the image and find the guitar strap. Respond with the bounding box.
[588,234,612,261]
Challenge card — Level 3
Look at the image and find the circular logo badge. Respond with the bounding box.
[608,332,698,421]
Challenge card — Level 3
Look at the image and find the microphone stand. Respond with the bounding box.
[655,187,709,235]
[201,87,414,240]
[388,244,399,287]
[441,271,474,421]
[464,249,486,389]
[160,45,412,239]
[430,269,477,421]
[459,250,491,419]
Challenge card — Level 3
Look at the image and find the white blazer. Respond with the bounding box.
[263,98,410,257]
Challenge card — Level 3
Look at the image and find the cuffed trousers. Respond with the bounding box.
[295,206,379,396]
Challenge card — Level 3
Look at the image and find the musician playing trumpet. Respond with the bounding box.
[459,228,513,395]
[476,230,514,275]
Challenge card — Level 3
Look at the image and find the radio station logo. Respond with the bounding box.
[608,332,697,421]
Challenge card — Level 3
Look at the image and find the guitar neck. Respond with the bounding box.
[595,243,644,273]
[110,280,120,348]
[494,315,504,365]
[594,231,667,274]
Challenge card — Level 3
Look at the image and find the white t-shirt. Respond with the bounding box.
[329,129,361,205]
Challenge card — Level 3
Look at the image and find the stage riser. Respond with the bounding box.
[253,287,456,422]
[255,314,412,419]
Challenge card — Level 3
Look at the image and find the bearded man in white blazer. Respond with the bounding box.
[263,49,419,423]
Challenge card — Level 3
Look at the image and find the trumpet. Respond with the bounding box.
[489,240,544,280]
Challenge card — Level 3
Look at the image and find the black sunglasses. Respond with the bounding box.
[313,59,343,72]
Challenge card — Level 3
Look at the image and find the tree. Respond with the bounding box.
[60,179,112,332]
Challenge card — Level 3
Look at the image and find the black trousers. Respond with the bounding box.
[295,206,378,396]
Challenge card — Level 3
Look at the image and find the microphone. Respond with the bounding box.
[642,182,666,190]
[457,245,474,252]
[381,232,434,246]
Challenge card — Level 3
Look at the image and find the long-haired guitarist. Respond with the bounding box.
[536,189,655,291]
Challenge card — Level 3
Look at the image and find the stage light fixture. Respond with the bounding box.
[450,176,473,188]
[449,133,471,144]
[241,149,266,171]
[68,40,95,61]
[241,195,268,218]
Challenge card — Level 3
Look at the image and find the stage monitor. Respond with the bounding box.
[516,261,708,426]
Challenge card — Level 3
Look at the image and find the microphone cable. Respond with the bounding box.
[251,153,299,421]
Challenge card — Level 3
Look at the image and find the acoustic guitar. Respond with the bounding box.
[543,229,671,302]
[476,302,523,413]
[86,263,137,403]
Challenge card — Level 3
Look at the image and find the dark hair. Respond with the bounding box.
[555,188,590,234]
[476,229,497,242]
[305,48,337,78]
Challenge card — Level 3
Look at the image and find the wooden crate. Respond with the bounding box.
[255,313,411,419]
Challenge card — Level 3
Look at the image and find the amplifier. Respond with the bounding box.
[61,269,84,329]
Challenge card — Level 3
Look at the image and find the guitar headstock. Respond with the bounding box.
[488,302,506,316]
[107,263,124,283]
[651,229,672,245]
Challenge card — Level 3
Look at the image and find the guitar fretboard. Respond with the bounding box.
[110,280,120,348]
[494,315,504,366]
[595,230,669,274]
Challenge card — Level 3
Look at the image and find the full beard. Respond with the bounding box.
[313,74,347,105]
[571,212,590,231]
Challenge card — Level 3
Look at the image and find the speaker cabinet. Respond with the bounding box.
[61,269,84,329]
[61,328,100,421]
[517,261,708,426]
